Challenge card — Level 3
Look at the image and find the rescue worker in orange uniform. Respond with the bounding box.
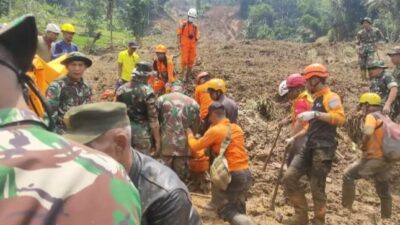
[177,8,200,82]
[187,102,254,225]
[342,93,392,219]
[190,71,214,193]
[279,74,313,166]
[194,72,213,126]
[149,44,176,95]
[283,64,345,225]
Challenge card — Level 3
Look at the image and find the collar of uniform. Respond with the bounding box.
[0,108,44,128]
[296,90,310,100]
[65,75,84,85]
[313,87,330,98]
[217,118,230,126]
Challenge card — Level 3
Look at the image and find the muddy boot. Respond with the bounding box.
[375,180,392,219]
[229,214,254,225]
[360,69,368,81]
[381,199,392,219]
[341,176,355,209]
[285,213,308,225]
[285,195,309,225]
[185,67,192,83]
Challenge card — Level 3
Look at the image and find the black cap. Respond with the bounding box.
[128,41,139,48]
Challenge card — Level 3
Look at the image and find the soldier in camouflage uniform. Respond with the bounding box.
[388,47,400,121]
[156,81,200,181]
[0,15,141,225]
[46,52,92,134]
[356,17,386,80]
[116,62,161,155]
[368,60,399,118]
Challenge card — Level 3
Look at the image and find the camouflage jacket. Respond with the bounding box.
[116,78,159,139]
[156,92,200,156]
[0,108,141,225]
[370,70,398,103]
[46,75,92,134]
[356,27,384,55]
[393,65,400,81]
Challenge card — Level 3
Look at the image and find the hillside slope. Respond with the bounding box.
[85,5,400,225]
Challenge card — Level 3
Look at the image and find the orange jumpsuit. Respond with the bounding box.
[177,21,199,68]
[149,56,176,94]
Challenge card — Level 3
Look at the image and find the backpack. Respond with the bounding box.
[210,125,232,191]
[372,112,400,161]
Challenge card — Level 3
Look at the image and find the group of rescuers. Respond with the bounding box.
[1,10,399,225]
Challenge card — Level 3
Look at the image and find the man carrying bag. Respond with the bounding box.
[187,102,253,225]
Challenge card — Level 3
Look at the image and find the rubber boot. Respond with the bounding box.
[360,69,368,81]
[380,199,392,219]
[285,194,309,225]
[185,67,192,83]
[341,176,356,209]
[375,180,392,219]
[181,66,187,82]
[229,214,254,225]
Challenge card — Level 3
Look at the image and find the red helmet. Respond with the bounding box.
[286,73,305,88]
[196,72,210,84]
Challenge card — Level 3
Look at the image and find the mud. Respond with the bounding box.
[84,5,400,225]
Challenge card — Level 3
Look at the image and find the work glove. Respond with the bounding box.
[297,111,317,122]
[285,137,295,145]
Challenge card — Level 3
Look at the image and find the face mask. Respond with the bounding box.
[188,17,195,23]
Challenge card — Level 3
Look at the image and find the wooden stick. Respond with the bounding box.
[270,144,289,210]
[263,125,282,171]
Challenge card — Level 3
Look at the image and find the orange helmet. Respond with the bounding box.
[155,44,167,53]
[303,63,329,80]
[196,72,210,84]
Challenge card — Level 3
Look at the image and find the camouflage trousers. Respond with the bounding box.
[131,137,152,155]
[283,147,334,224]
[160,155,189,181]
[212,169,252,222]
[358,52,376,70]
[342,158,392,218]
[390,100,400,123]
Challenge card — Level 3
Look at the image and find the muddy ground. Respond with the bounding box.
[85,5,400,225]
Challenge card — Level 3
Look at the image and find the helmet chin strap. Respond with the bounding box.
[0,59,55,131]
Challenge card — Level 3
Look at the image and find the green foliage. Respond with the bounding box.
[0,0,9,17]
[82,0,105,36]
[118,0,156,39]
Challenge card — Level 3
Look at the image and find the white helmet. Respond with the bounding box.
[278,80,289,96]
[45,23,61,34]
[188,8,197,18]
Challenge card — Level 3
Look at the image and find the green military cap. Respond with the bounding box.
[132,61,154,77]
[367,60,388,70]
[63,102,130,144]
[0,14,37,72]
[387,46,400,56]
[171,80,183,92]
[61,51,93,67]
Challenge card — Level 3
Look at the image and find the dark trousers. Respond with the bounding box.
[283,146,334,224]
[212,169,252,221]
